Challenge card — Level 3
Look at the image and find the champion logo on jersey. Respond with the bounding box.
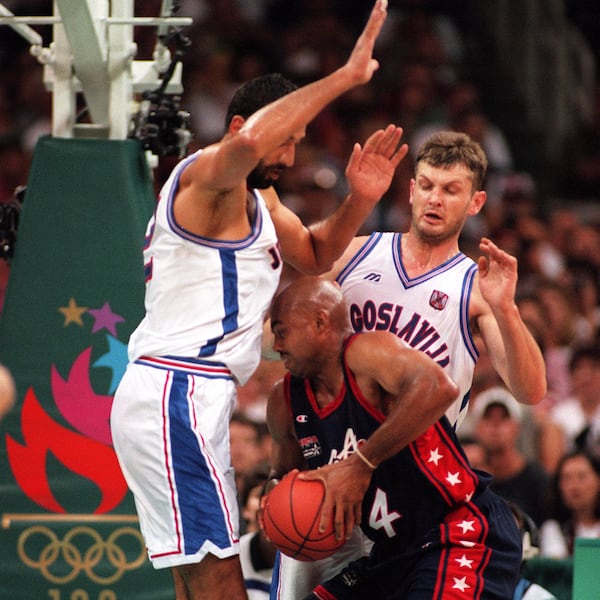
[296,414,308,423]
[363,272,382,282]
[429,290,448,310]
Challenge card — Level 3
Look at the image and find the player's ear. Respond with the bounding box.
[228,115,246,134]
[468,190,486,216]
[408,178,416,206]
[315,309,330,332]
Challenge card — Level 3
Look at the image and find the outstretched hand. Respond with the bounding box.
[477,237,518,310]
[343,0,388,85]
[346,125,408,206]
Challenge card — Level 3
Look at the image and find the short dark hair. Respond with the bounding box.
[415,131,488,191]
[225,73,298,129]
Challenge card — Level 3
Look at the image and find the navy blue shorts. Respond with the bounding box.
[307,489,522,600]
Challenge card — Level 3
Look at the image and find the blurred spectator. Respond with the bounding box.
[377,0,464,93]
[560,84,600,199]
[182,38,239,147]
[549,343,600,456]
[509,502,559,600]
[411,80,514,176]
[238,467,275,598]
[229,411,271,494]
[539,450,600,558]
[534,280,583,405]
[472,386,551,526]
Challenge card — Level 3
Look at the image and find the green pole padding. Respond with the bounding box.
[0,136,173,599]
[573,538,600,599]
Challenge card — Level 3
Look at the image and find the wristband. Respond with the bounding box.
[355,446,377,470]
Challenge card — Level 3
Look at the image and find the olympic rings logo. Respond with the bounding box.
[18,525,147,584]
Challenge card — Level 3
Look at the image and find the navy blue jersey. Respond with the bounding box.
[286,335,489,551]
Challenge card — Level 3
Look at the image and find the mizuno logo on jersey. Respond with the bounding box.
[429,290,448,310]
[363,272,382,282]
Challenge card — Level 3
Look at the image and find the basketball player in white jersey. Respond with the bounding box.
[269,131,547,599]
[110,2,409,599]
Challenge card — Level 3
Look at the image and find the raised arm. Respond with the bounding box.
[269,125,408,273]
[182,0,389,195]
[473,237,547,405]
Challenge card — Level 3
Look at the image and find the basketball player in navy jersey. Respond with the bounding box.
[264,276,522,599]
[270,133,546,599]
[110,2,410,599]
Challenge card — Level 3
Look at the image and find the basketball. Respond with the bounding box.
[261,470,346,561]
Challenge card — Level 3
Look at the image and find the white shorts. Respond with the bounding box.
[270,528,373,599]
[111,356,240,569]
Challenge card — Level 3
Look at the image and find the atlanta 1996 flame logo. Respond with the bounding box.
[5,298,130,514]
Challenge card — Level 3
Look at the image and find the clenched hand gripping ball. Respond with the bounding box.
[261,470,346,561]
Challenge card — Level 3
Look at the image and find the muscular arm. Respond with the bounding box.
[473,238,547,405]
[346,333,459,464]
[177,0,389,228]
[265,379,306,481]
[269,126,407,274]
[303,333,458,538]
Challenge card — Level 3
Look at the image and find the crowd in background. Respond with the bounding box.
[1,0,599,593]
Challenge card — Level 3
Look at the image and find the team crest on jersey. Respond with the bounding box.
[429,290,448,310]
[299,435,322,459]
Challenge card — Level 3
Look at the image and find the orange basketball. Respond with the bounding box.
[261,470,346,561]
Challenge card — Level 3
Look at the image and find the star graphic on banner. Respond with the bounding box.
[452,576,470,592]
[455,554,474,569]
[58,297,88,326]
[428,447,443,465]
[457,520,476,534]
[93,334,129,393]
[88,302,125,335]
[446,471,462,486]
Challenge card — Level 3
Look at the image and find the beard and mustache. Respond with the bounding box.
[246,161,287,189]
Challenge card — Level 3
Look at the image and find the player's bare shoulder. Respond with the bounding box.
[325,235,370,280]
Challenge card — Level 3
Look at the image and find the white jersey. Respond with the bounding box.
[337,231,478,429]
[128,150,282,385]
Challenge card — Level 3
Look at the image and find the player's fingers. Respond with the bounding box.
[477,256,489,276]
[360,0,388,42]
[332,502,347,541]
[391,143,410,166]
[298,468,323,483]
[376,125,403,155]
[319,492,337,535]
[344,142,363,177]
[361,129,385,153]
[344,507,356,540]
